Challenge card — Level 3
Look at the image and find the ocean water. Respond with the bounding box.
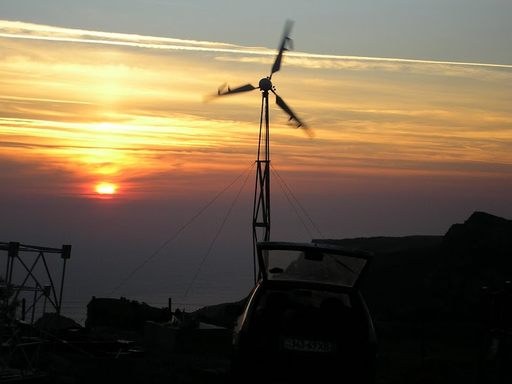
[62,266,255,325]
[3,187,317,326]
[8,259,255,326]
[2,218,257,326]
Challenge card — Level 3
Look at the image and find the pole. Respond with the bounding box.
[252,90,271,283]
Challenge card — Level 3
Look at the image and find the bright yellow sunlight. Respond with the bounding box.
[96,183,116,195]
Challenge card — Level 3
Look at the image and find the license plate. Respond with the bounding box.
[283,339,332,353]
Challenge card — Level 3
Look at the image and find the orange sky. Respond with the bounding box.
[2,20,511,204]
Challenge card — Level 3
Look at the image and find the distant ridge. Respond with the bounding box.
[313,235,442,254]
[442,211,512,258]
[316,211,512,322]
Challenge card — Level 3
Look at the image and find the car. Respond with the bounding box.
[231,241,377,383]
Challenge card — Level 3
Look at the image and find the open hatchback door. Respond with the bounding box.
[257,241,373,290]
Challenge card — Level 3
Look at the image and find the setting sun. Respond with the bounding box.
[96,183,116,195]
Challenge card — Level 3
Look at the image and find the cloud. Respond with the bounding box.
[2,19,512,74]
[1,19,512,202]
[0,20,271,56]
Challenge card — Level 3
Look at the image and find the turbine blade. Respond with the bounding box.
[274,93,314,138]
[218,83,257,96]
[270,20,294,78]
[274,94,303,127]
[203,83,256,102]
[302,125,315,138]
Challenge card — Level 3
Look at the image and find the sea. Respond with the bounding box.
[3,190,317,326]
[4,228,258,326]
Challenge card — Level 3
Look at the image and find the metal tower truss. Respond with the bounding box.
[0,241,71,381]
[252,89,271,282]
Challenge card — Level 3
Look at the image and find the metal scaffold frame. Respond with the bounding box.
[0,241,71,381]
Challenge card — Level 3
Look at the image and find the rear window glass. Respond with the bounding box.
[261,248,367,288]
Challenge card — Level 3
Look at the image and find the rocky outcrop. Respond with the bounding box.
[316,212,512,323]
[432,212,512,319]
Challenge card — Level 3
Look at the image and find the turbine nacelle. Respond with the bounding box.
[259,77,273,92]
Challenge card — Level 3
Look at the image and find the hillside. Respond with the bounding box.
[315,211,512,322]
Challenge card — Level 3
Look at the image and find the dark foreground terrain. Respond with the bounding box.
[23,317,507,384]
[4,211,512,383]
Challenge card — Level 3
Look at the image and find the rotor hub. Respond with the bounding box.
[259,77,273,91]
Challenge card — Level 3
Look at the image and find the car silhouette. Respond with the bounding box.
[231,241,377,383]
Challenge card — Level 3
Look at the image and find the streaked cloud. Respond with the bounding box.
[2,20,512,72]
[1,20,511,201]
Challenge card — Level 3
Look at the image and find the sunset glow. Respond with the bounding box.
[96,183,116,195]
[1,19,511,207]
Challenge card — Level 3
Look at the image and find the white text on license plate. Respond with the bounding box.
[283,339,331,353]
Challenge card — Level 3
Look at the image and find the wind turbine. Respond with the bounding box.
[207,20,312,282]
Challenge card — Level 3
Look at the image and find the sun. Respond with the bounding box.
[96,183,116,195]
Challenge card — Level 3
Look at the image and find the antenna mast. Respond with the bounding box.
[205,20,312,282]
[252,82,272,282]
